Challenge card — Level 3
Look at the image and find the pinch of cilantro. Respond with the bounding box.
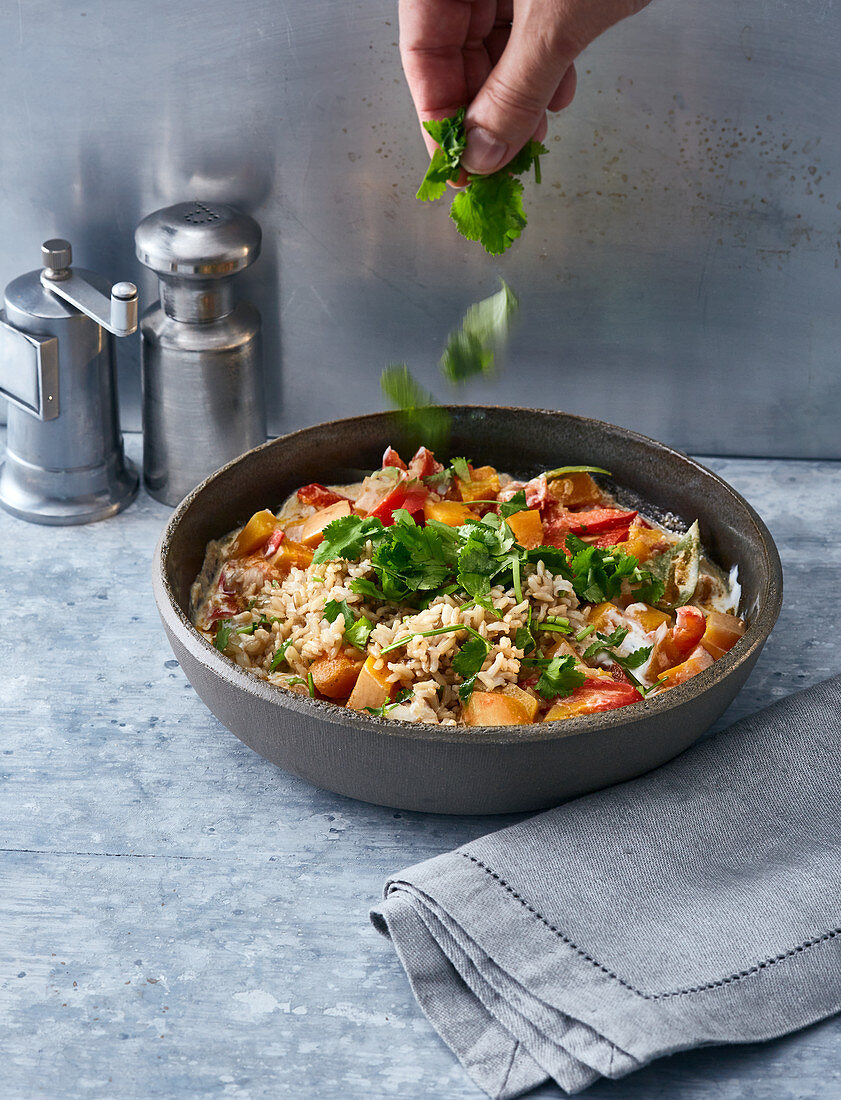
[380,621,486,656]
[450,456,471,481]
[364,688,414,718]
[514,611,536,655]
[307,672,316,697]
[453,634,491,702]
[323,598,374,651]
[583,628,653,677]
[416,109,467,201]
[499,490,528,519]
[535,654,586,701]
[269,638,293,672]
[416,108,547,254]
[313,514,386,565]
[214,620,232,651]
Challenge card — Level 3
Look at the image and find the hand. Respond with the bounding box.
[399,0,651,175]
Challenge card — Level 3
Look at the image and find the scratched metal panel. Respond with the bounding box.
[0,0,838,457]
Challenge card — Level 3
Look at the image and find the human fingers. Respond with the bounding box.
[463,0,650,174]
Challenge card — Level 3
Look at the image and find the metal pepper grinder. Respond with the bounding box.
[134,200,266,506]
[0,239,139,524]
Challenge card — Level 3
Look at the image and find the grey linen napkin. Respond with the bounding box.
[371,676,841,1098]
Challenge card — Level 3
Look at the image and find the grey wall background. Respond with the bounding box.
[0,0,838,457]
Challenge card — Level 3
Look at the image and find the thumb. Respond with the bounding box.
[461,18,575,175]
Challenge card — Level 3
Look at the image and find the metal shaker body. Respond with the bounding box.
[0,243,139,525]
[136,201,266,507]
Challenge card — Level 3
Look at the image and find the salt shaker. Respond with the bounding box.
[135,201,266,506]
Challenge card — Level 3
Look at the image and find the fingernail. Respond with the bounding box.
[462,127,508,175]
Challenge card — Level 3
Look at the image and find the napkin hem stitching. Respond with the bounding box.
[461,852,841,1001]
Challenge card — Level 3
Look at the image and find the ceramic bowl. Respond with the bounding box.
[153,407,782,814]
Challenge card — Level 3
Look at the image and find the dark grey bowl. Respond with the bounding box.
[153,407,782,814]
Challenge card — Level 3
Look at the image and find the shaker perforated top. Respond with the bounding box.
[134,201,261,278]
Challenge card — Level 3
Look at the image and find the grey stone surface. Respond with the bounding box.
[1,434,838,1099]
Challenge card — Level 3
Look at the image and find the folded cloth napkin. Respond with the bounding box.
[371,676,841,1098]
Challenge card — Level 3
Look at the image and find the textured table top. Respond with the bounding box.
[2,434,839,1100]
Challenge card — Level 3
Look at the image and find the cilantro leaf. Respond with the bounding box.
[583,627,628,658]
[417,113,546,255]
[364,687,414,718]
[535,654,586,700]
[214,620,232,651]
[269,638,293,672]
[349,577,389,602]
[499,490,528,519]
[453,634,491,701]
[505,139,549,176]
[450,456,472,481]
[323,598,372,650]
[564,533,661,605]
[313,515,386,564]
[380,363,450,453]
[440,281,519,383]
[514,611,536,655]
[451,173,527,255]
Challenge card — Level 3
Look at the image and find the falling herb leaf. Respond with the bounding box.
[440,281,519,383]
[499,490,528,519]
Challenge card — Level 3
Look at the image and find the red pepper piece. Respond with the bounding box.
[408,446,443,480]
[382,446,407,471]
[402,483,430,522]
[366,482,408,526]
[567,507,638,535]
[263,528,286,557]
[297,483,348,508]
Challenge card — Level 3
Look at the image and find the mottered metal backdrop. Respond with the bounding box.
[0,0,838,457]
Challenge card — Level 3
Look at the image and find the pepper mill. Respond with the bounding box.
[135,200,266,506]
[0,239,139,524]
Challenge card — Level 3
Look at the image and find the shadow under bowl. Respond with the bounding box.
[153,406,782,814]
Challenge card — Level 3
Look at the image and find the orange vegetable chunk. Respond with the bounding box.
[269,539,314,574]
[463,691,533,726]
[300,499,352,547]
[701,610,746,660]
[347,656,396,711]
[230,509,282,557]
[626,603,672,633]
[456,465,501,502]
[548,472,601,508]
[505,509,544,549]
[657,645,714,689]
[501,684,540,721]
[588,601,617,635]
[310,652,365,699]
[424,499,476,527]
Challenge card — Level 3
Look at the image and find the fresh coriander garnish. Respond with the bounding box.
[514,611,536,655]
[581,629,654,693]
[417,111,548,254]
[583,626,629,658]
[286,676,306,688]
[499,491,529,519]
[323,598,375,651]
[380,622,486,656]
[538,617,572,634]
[450,456,471,481]
[535,654,586,700]
[271,579,280,588]
[307,672,315,698]
[269,638,293,672]
[214,620,232,651]
[364,688,414,718]
[313,514,387,565]
[453,634,491,702]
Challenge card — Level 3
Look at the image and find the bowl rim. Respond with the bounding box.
[154,405,783,746]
